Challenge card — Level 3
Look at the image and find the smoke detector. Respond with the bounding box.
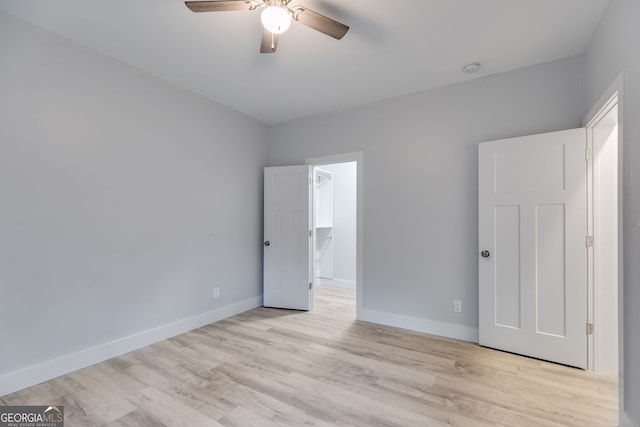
[463,63,481,74]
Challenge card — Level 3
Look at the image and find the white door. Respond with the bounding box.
[263,165,312,310]
[479,128,588,368]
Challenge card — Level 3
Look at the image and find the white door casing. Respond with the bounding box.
[263,165,312,310]
[588,99,619,375]
[479,128,588,368]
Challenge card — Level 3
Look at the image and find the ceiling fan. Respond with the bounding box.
[185,0,349,53]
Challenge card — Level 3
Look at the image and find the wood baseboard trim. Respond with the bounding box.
[0,296,263,397]
[358,308,478,343]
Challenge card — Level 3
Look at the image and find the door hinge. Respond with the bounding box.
[586,235,594,247]
[586,323,594,335]
[585,149,592,161]
[309,230,312,238]
[309,282,313,290]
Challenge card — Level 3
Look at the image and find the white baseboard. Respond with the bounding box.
[0,296,263,397]
[621,411,639,427]
[319,278,356,289]
[359,308,478,343]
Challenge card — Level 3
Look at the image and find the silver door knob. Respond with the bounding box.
[264,241,270,247]
[481,250,490,258]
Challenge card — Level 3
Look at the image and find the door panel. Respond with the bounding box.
[263,165,311,310]
[495,143,566,193]
[495,205,521,329]
[479,128,587,368]
[535,203,566,337]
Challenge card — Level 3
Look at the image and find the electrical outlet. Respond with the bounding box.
[453,299,463,313]
[213,287,220,299]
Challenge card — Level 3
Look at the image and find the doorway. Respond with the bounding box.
[313,162,357,290]
[478,89,622,374]
[307,152,363,319]
[262,152,362,315]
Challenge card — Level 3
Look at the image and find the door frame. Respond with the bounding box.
[583,73,624,390]
[306,152,363,319]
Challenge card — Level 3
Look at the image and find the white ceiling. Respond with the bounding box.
[0,0,610,124]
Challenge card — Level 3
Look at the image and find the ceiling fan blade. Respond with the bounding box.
[185,1,254,13]
[290,5,349,40]
[260,28,278,53]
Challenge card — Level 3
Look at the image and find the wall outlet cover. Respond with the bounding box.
[453,299,463,313]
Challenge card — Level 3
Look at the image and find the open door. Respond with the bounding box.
[479,128,588,368]
[263,165,312,310]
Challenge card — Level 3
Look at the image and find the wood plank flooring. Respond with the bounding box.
[2,286,618,426]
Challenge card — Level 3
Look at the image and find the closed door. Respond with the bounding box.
[263,165,312,310]
[478,128,588,368]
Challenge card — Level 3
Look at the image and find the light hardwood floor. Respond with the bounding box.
[2,286,617,426]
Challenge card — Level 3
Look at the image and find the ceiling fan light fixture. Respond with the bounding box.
[261,6,291,34]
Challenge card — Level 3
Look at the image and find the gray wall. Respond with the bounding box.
[583,0,640,424]
[0,12,267,376]
[268,56,584,329]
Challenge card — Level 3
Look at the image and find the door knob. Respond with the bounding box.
[481,250,490,258]
[264,241,270,247]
